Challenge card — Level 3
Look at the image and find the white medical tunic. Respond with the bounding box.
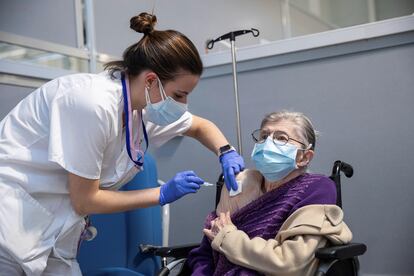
[0,72,192,275]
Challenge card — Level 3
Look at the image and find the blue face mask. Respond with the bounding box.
[144,78,188,126]
[251,137,299,182]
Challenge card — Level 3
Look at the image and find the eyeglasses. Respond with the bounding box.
[251,129,307,148]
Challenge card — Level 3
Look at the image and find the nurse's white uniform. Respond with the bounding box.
[0,72,192,275]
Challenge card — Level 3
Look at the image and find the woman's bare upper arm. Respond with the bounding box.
[216,169,263,215]
[68,172,100,215]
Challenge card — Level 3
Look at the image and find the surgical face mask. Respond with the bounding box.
[251,137,301,182]
[144,78,188,126]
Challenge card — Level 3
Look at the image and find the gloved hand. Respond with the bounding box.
[159,171,204,206]
[219,150,245,191]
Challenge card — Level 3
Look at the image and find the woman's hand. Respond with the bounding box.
[220,150,245,191]
[159,171,204,205]
[203,211,234,240]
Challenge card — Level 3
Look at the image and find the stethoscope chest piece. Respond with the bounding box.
[81,216,98,241]
[81,225,98,241]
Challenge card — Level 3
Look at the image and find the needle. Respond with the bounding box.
[201,182,214,187]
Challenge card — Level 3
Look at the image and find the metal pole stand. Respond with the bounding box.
[206,28,260,155]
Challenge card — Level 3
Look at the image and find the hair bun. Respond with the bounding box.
[130,12,157,35]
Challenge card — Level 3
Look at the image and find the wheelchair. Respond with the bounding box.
[139,160,367,276]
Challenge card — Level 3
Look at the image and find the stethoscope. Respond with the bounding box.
[78,73,149,246]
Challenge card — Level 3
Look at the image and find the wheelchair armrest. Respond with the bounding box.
[315,243,367,260]
[140,243,200,259]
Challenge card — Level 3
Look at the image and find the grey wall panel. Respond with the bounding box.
[0,0,78,47]
[245,44,413,275]
[0,84,33,119]
[152,40,414,275]
[237,45,414,275]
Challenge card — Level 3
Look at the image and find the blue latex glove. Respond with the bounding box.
[159,171,204,205]
[219,150,245,191]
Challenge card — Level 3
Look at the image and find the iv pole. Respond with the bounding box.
[206,28,260,155]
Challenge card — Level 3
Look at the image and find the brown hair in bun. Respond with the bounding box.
[130,12,157,35]
[105,12,202,81]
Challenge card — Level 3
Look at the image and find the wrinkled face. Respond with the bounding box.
[260,120,306,150]
[149,72,200,104]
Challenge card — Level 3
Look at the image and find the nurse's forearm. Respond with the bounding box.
[68,172,161,215]
[89,188,161,214]
[184,115,229,156]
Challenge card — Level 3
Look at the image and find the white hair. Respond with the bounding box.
[260,110,318,150]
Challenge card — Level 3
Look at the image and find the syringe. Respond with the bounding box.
[201,182,215,187]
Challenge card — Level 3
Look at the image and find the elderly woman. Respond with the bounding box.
[186,111,353,276]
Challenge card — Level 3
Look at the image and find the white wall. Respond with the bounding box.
[93,0,284,57]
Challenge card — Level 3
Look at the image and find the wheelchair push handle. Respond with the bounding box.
[340,161,353,178]
[332,160,353,178]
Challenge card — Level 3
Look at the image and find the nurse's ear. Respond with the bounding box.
[144,71,158,88]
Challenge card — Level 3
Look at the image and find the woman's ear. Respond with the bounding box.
[144,72,158,88]
[297,150,314,168]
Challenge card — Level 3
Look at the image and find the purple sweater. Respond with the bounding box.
[187,173,336,276]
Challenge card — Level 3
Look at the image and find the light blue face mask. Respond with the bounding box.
[251,136,303,182]
[144,78,188,126]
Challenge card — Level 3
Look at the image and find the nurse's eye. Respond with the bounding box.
[174,94,185,100]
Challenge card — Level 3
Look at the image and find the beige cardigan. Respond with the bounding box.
[211,204,352,276]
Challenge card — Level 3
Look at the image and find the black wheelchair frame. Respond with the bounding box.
[140,161,367,276]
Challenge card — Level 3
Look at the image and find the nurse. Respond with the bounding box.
[0,12,244,275]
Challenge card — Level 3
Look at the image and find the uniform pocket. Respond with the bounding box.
[0,185,54,263]
[53,211,85,260]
